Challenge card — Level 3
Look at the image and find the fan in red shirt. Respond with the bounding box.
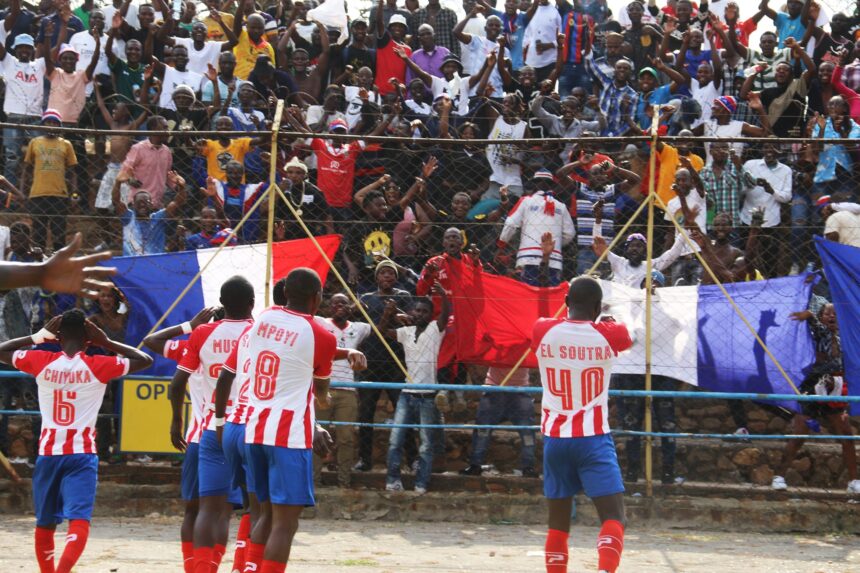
[373,0,412,94]
[310,119,366,214]
[416,227,483,316]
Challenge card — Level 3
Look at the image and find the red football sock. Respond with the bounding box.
[545,529,569,572]
[194,546,214,573]
[261,560,286,573]
[596,520,625,573]
[232,514,251,572]
[34,526,56,573]
[244,542,265,572]
[213,543,226,571]
[55,520,90,573]
[182,541,195,573]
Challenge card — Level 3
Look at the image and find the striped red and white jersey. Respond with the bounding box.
[242,307,337,449]
[163,339,206,444]
[532,318,632,438]
[12,350,129,456]
[222,324,253,425]
[178,319,253,432]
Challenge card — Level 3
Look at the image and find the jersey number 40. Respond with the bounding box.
[545,367,604,410]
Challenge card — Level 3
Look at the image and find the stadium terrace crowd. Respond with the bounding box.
[0,0,859,499]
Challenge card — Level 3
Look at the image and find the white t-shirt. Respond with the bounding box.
[740,159,792,227]
[704,119,744,164]
[314,317,371,385]
[665,191,707,255]
[467,35,509,95]
[69,31,125,96]
[158,66,205,110]
[523,4,562,69]
[173,37,223,76]
[691,78,720,128]
[396,323,445,389]
[1,55,46,116]
[459,15,487,75]
[430,75,472,116]
[344,85,382,129]
[824,210,860,248]
[0,226,10,261]
[486,116,527,188]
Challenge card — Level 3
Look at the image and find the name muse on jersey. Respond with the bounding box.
[538,343,615,361]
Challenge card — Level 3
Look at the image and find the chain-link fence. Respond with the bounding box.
[0,116,858,493]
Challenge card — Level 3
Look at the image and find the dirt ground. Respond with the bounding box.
[0,515,858,572]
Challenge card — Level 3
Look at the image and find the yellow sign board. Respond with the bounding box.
[119,378,192,454]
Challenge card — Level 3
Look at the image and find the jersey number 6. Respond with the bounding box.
[253,351,281,400]
[53,390,77,426]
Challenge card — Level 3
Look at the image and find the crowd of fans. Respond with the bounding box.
[0,0,858,492]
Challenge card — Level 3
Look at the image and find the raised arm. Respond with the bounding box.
[453,6,480,45]
[141,307,217,354]
[726,9,749,60]
[375,0,385,38]
[87,320,153,372]
[396,44,433,85]
[432,282,450,331]
[759,0,777,21]
[43,20,55,76]
[85,33,101,81]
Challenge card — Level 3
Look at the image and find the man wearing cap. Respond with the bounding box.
[374,0,412,95]
[275,157,334,240]
[696,94,771,164]
[408,24,450,82]
[0,27,52,187]
[48,43,98,121]
[410,0,460,57]
[633,58,687,131]
[369,0,412,36]
[20,110,77,253]
[496,171,574,286]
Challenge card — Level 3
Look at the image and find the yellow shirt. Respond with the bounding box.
[233,29,275,80]
[203,12,235,41]
[24,137,77,198]
[202,138,253,181]
[657,144,704,209]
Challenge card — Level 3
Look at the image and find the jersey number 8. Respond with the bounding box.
[254,351,281,400]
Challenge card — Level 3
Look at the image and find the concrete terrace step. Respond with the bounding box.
[1,476,858,534]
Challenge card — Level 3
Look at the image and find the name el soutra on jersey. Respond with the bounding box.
[532,319,632,438]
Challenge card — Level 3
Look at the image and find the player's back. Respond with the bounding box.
[244,307,336,449]
[532,318,632,438]
[179,318,253,430]
[13,350,129,455]
[226,324,254,425]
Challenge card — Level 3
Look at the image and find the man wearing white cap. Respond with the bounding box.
[374,0,412,95]
[0,29,52,186]
[49,43,99,124]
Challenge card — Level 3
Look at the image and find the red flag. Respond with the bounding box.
[449,264,569,368]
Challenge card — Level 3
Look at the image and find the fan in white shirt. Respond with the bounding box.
[739,144,792,228]
[165,19,236,75]
[149,45,205,110]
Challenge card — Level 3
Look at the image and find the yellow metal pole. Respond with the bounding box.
[272,184,413,382]
[264,99,285,306]
[644,105,659,497]
[136,185,274,347]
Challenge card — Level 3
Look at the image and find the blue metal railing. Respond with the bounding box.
[1,371,858,441]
